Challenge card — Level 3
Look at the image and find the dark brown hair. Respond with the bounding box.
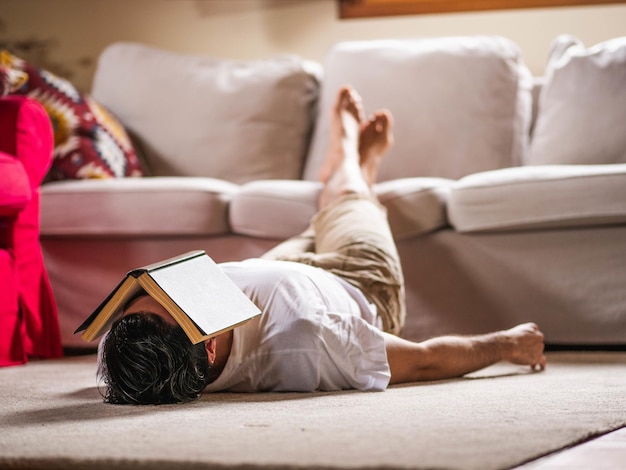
[99,313,211,405]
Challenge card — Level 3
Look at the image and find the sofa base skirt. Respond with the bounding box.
[44,224,626,349]
[398,225,626,345]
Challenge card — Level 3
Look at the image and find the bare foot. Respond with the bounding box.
[503,323,546,371]
[318,86,365,184]
[359,110,393,186]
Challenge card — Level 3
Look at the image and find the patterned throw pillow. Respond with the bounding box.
[0,50,143,180]
[0,66,28,96]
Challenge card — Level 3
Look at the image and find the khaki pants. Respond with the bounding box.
[262,194,406,335]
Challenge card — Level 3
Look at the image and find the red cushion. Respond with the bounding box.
[0,95,63,365]
[0,248,24,366]
[0,95,53,186]
[0,151,31,216]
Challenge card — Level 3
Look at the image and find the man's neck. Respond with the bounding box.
[210,330,234,380]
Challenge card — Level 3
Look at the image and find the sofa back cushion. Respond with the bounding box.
[304,36,533,183]
[528,35,626,165]
[92,43,321,184]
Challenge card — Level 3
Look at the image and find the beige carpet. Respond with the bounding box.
[0,351,625,470]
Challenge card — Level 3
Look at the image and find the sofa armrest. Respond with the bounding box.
[0,151,31,216]
[0,95,54,188]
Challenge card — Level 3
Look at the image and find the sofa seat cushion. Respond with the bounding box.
[304,35,533,183]
[448,165,626,233]
[230,180,321,239]
[375,178,453,240]
[40,177,237,237]
[91,42,321,184]
[230,178,452,240]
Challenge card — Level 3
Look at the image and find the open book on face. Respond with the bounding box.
[75,250,261,344]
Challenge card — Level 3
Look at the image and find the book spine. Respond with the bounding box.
[130,250,207,275]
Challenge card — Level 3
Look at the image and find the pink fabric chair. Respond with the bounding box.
[0,95,62,366]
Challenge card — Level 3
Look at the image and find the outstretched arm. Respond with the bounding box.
[385,323,546,385]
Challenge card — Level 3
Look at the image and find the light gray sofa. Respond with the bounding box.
[40,35,626,349]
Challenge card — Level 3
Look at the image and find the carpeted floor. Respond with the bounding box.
[0,351,625,470]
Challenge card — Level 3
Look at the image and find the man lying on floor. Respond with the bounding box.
[98,86,546,405]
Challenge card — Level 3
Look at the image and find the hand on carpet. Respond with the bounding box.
[503,322,547,371]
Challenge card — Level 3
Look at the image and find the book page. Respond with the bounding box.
[148,254,260,338]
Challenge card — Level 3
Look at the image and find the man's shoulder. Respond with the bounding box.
[220,258,318,276]
[219,258,339,292]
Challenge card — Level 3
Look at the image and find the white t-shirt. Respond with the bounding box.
[203,259,390,393]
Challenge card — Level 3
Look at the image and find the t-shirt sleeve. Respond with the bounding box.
[317,312,390,391]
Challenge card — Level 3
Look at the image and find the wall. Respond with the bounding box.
[0,0,625,91]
